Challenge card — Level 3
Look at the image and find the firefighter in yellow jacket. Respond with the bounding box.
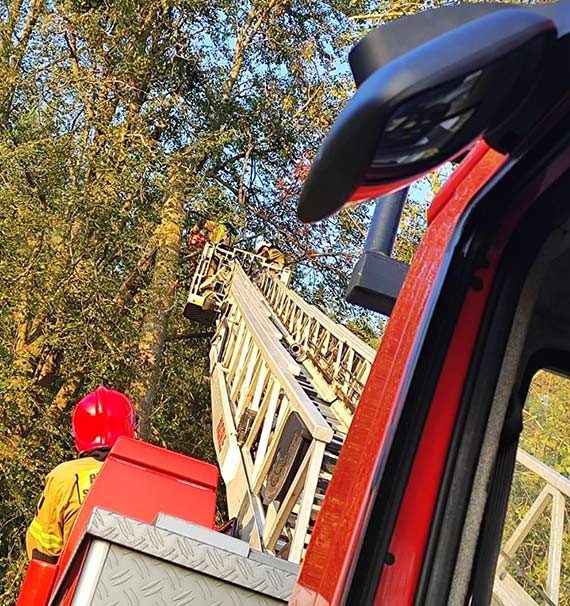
[255,241,286,267]
[188,220,231,248]
[26,387,137,563]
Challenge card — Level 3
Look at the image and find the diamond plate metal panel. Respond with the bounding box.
[90,544,286,606]
[84,509,296,602]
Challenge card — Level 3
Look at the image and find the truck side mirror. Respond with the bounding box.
[297,9,555,222]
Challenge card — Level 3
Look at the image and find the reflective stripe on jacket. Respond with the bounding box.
[26,456,104,560]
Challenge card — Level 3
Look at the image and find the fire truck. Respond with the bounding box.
[17,2,570,605]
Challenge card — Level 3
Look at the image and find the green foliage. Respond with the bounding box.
[523,371,570,473]
[0,0,386,600]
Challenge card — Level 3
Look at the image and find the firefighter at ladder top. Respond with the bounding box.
[188,220,232,249]
[255,241,286,267]
[25,386,137,563]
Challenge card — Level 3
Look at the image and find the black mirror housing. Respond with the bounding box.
[298,9,555,223]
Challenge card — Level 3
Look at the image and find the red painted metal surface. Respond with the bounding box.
[109,434,219,489]
[289,146,506,606]
[427,140,491,224]
[374,214,500,605]
[18,436,219,606]
[375,139,570,605]
[343,144,479,211]
[16,559,58,606]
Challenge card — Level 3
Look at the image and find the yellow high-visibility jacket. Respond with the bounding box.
[26,456,104,561]
[203,221,229,245]
[264,247,286,267]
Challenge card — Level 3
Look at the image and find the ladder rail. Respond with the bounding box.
[260,272,375,360]
[210,263,333,559]
[228,265,333,441]
[259,272,375,411]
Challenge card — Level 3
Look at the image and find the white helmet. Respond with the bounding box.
[255,240,271,254]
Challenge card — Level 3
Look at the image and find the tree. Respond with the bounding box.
[1,0,389,599]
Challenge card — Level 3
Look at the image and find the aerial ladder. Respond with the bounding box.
[185,243,375,563]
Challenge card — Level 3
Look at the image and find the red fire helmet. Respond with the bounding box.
[72,386,137,454]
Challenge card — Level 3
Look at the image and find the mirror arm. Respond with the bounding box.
[346,189,410,316]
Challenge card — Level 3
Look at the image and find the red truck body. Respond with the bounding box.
[289,141,506,605]
[17,437,218,606]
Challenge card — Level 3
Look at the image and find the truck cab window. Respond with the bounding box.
[495,369,570,606]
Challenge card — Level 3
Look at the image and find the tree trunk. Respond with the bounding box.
[52,371,84,411]
[113,244,158,308]
[129,160,185,440]
[0,0,43,121]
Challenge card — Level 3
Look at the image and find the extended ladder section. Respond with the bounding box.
[186,243,375,563]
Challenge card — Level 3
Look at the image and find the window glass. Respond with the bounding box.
[495,370,570,605]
